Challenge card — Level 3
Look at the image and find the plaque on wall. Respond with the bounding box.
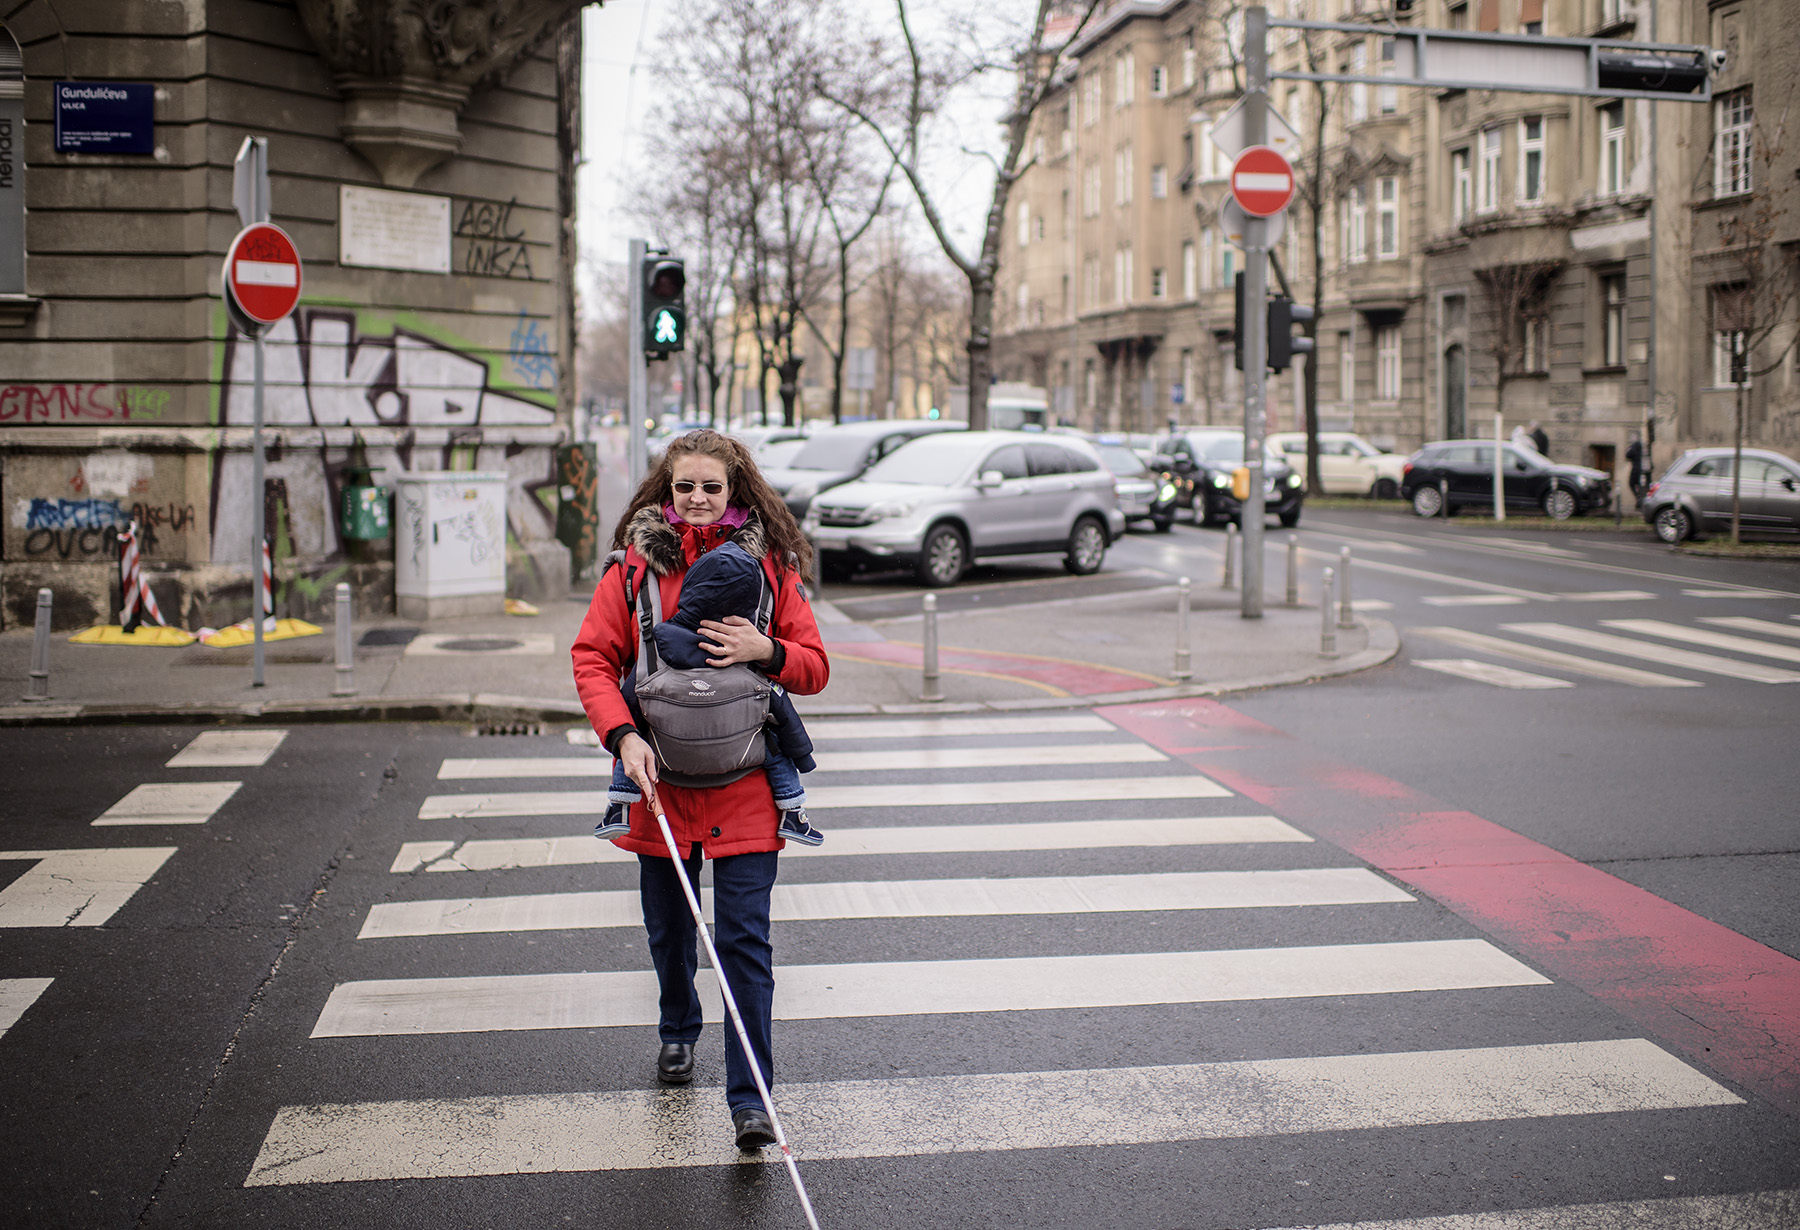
[53,82,154,154]
[339,185,451,274]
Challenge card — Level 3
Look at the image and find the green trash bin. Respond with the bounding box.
[340,466,389,540]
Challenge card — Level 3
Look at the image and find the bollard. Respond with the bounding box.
[1221,522,1238,590]
[1439,478,1450,519]
[1286,534,1299,606]
[1320,567,1338,658]
[331,582,357,696]
[1172,576,1192,681]
[809,537,824,600]
[1337,545,1355,629]
[25,588,52,701]
[920,592,943,702]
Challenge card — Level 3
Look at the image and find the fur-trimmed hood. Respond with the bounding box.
[625,506,769,576]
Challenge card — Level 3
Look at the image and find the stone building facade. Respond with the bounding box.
[994,0,1799,485]
[0,0,585,632]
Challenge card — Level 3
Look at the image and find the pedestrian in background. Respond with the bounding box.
[1529,421,1550,456]
[571,430,829,1150]
[1626,434,1648,500]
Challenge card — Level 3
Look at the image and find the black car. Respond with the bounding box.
[1155,430,1305,527]
[1090,439,1181,532]
[760,421,965,518]
[1401,440,1612,520]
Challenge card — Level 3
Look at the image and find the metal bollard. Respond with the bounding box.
[1439,478,1451,519]
[331,582,357,696]
[809,537,824,599]
[1320,567,1338,658]
[25,588,52,701]
[1286,534,1299,606]
[1337,545,1355,629]
[920,592,943,702]
[1173,576,1192,681]
[1221,522,1238,590]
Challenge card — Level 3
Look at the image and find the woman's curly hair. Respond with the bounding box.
[611,429,814,575]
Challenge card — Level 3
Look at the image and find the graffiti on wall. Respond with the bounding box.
[211,308,561,566]
[5,451,198,560]
[0,383,171,423]
[456,197,534,280]
[509,311,556,390]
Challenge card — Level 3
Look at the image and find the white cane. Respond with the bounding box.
[643,781,822,1230]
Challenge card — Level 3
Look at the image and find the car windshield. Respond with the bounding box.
[789,432,880,471]
[860,435,992,485]
[755,438,807,469]
[1096,444,1148,477]
[1194,436,1246,462]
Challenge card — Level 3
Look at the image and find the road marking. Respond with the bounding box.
[435,742,1166,780]
[310,938,1547,1037]
[1420,594,1529,607]
[806,715,1117,739]
[438,756,611,779]
[1557,590,1657,601]
[358,868,1413,938]
[0,979,54,1037]
[1342,556,1559,600]
[1681,588,1792,598]
[388,815,1313,873]
[1262,1191,1800,1230]
[1503,622,1800,683]
[1602,618,1800,665]
[1352,598,1394,611]
[244,1039,1735,1185]
[166,729,287,767]
[92,782,241,826]
[403,633,556,656]
[1703,615,1800,641]
[1414,659,1574,689]
[1410,627,1700,687]
[0,848,178,926]
[417,775,1232,819]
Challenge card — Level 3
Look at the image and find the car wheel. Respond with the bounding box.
[1373,478,1399,500]
[917,524,966,587]
[1653,505,1692,544]
[1279,506,1302,528]
[1411,485,1443,517]
[1152,515,1174,533]
[1541,485,1577,521]
[1064,515,1107,575]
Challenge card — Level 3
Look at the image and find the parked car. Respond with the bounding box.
[1090,436,1180,532]
[1640,447,1800,542]
[1401,440,1612,519]
[804,431,1126,587]
[761,420,965,519]
[730,424,809,454]
[1154,429,1305,527]
[1266,431,1407,498]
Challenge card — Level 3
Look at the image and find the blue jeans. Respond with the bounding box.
[610,735,805,810]
[639,846,779,1116]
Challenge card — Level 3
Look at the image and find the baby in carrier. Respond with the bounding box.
[596,542,824,847]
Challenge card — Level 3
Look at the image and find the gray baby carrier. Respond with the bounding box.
[629,556,775,789]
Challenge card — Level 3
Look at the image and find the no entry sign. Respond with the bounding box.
[1230,145,1295,217]
[224,222,302,326]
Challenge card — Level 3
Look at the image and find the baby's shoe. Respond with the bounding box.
[594,799,632,840]
[778,808,824,847]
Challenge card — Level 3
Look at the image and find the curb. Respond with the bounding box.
[0,621,1400,727]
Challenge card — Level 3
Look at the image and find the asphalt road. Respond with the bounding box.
[3,506,1797,1229]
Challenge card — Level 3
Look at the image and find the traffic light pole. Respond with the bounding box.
[627,237,648,488]
[1239,5,1270,620]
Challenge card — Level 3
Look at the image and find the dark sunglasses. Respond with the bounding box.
[672,480,726,495]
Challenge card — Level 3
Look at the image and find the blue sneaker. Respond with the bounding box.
[594,800,632,840]
[778,808,824,847]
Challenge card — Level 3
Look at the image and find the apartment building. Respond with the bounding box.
[993,0,1799,480]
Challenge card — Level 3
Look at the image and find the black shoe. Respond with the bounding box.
[595,800,632,840]
[657,1042,694,1085]
[778,808,824,847]
[733,1107,777,1150]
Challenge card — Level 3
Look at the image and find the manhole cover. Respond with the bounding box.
[360,627,420,647]
[437,637,523,653]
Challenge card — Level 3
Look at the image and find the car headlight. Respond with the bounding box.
[1159,483,1176,501]
[1210,473,1231,488]
[801,511,820,532]
[786,480,819,504]
[867,499,921,521]
[1286,473,1302,487]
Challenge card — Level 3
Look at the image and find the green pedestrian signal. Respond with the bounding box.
[642,256,687,358]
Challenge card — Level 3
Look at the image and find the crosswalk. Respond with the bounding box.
[1412,610,1800,689]
[242,712,1759,1221]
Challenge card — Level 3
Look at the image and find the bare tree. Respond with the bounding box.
[1473,257,1562,431]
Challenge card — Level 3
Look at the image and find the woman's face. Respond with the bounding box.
[670,453,731,526]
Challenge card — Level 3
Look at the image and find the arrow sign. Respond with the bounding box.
[1230,146,1295,217]
[224,222,302,327]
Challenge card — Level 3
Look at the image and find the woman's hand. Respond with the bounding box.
[616,731,658,798]
[698,616,774,668]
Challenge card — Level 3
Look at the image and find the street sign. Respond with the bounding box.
[1204,94,1303,162]
[53,82,154,154]
[1230,146,1295,217]
[1220,198,1286,249]
[223,223,302,327]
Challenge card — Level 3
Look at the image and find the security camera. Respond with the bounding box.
[1709,48,1729,74]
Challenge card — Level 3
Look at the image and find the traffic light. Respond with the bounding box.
[642,256,686,358]
[1232,272,1245,371]
[1267,297,1315,373]
[1595,49,1709,96]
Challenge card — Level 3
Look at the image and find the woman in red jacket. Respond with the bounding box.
[571,430,829,1151]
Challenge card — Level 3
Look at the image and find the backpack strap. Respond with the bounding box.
[753,561,774,636]
[633,570,662,691]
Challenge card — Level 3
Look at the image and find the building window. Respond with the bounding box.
[1221,243,1235,287]
[1376,324,1401,400]
[1017,202,1030,247]
[1713,285,1750,387]
[1447,2,1468,30]
[1085,358,1097,408]
[1339,331,1355,403]
[1083,255,1100,306]
[1521,314,1546,372]
[1083,161,1100,217]
[1452,147,1472,223]
[1715,90,1753,197]
[1519,117,1544,204]
[1378,39,1398,115]
[1182,31,1197,89]
[1601,272,1627,368]
[1181,240,1196,298]
[1036,215,1045,241]
[1179,348,1194,407]
[1347,43,1368,123]
[1376,176,1398,259]
[1199,228,1216,290]
[1150,65,1167,97]
[1150,164,1167,199]
[1599,104,1625,196]
[1016,281,1030,325]
[1344,183,1368,265]
[1115,50,1134,107]
[1115,145,1133,206]
[1115,248,1132,305]
[1477,126,1501,213]
[1151,267,1166,299]
[1082,73,1101,125]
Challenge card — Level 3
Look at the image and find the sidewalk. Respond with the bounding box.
[0,575,1395,726]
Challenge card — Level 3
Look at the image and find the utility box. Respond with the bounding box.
[393,471,507,620]
[340,466,389,540]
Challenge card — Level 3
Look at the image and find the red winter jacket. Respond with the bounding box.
[570,508,829,859]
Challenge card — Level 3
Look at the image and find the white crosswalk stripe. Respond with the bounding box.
[1703,615,1800,641]
[1413,614,1800,689]
[0,978,55,1037]
[0,848,178,926]
[1602,618,1800,664]
[1413,659,1574,689]
[1503,622,1800,683]
[166,728,287,767]
[1411,626,1697,687]
[437,741,1168,780]
[92,781,241,825]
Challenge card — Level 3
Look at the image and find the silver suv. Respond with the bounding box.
[804,431,1127,586]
